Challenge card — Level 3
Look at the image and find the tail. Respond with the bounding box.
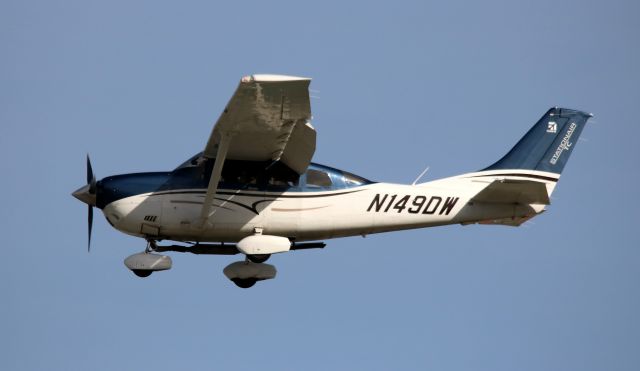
[483,107,592,175]
[462,107,591,226]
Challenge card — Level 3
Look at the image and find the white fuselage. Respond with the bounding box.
[102,170,554,243]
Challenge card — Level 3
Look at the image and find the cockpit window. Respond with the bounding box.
[343,171,370,187]
[171,154,373,192]
[268,175,299,188]
[173,153,300,191]
[306,169,333,188]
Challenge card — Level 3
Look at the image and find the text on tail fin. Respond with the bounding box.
[483,107,592,175]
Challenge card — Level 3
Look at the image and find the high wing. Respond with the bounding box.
[203,74,315,174]
[198,74,315,224]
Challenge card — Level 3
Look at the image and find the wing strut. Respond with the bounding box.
[198,133,232,227]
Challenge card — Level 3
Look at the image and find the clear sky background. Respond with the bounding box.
[2,1,639,370]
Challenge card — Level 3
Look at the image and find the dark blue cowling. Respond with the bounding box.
[483,107,591,174]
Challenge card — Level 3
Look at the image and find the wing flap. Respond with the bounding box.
[471,179,550,205]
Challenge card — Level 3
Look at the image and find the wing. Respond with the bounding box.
[197,74,314,226]
[203,74,315,175]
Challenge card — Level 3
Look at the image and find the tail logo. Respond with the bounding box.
[549,122,577,165]
[546,121,557,133]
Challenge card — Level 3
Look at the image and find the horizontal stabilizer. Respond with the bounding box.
[476,213,538,227]
[471,179,550,205]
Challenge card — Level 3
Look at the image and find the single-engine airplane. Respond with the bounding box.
[72,74,591,288]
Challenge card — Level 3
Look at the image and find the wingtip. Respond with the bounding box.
[241,74,311,83]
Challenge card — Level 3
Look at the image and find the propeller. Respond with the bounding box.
[72,155,98,252]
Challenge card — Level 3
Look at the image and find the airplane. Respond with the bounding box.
[72,74,592,288]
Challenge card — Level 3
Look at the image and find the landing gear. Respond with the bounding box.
[122,240,281,287]
[247,254,270,263]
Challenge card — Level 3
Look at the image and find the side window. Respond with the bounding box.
[219,161,260,190]
[237,170,259,189]
[267,175,299,190]
[265,161,300,191]
[306,169,333,188]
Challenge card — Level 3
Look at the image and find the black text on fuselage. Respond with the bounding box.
[367,194,459,215]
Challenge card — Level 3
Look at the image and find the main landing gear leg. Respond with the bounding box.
[145,239,158,253]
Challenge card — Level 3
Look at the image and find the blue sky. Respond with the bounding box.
[2,1,639,370]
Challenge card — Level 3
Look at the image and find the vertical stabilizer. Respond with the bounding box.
[483,107,591,175]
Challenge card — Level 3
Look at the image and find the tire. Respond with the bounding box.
[247,254,270,263]
[132,269,152,278]
[232,278,257,288]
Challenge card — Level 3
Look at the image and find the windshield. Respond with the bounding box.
[174,151,204,170]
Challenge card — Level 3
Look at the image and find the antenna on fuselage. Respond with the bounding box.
[411,166,430,185]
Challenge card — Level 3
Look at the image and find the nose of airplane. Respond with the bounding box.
[72,184,97,206]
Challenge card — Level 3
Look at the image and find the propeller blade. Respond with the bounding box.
[87,154,96,194]
[88,204,93,252]
[86,155,93,184]
[86,155,95,252]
